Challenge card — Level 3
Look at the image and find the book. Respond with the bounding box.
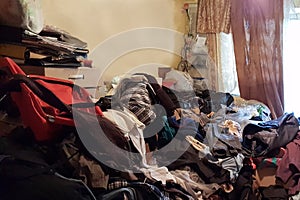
[0,43,27,59]
[0,42,49,61]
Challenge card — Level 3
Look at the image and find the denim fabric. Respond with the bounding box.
[242,112,299,157]
[168,116,204,142]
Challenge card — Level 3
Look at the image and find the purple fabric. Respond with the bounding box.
[276,132,300,195]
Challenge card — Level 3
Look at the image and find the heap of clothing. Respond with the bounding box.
[92,71,299,199]
[0,71,299,200]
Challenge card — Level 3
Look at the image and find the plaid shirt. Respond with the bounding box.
[113,75,156,126]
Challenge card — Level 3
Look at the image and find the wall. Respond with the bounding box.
[41,0,195,83]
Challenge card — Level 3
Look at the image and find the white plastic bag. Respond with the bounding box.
[191,35,208,55]
[164,70,194,91]
[0,0,44,33]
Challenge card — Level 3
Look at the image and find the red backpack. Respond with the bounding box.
[0,57,103,141]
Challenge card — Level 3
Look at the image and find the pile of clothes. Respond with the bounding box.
[0,70,299,200]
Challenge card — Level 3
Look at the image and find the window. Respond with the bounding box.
[218,32,240,95]
[283,5,300,117]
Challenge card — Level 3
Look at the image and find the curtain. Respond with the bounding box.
[230,0,284,119]
[205,34,219,91]
[197,0,231,34]
[218,32,239,94]
[196,0,234,92]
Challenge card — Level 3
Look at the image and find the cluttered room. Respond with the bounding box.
[0,0,300,199]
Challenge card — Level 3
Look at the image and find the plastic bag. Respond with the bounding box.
[0,0,44,33]
[191,35,208,55]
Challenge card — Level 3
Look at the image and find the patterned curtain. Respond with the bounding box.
[197,0,231,34]
[196,0,235,93]
[230,0,284,119]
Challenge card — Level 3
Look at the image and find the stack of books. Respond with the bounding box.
[0,25,90,67]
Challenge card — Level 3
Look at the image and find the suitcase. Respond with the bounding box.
[0,57,103,141]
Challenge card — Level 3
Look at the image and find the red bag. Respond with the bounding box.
[0,57,103,141]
